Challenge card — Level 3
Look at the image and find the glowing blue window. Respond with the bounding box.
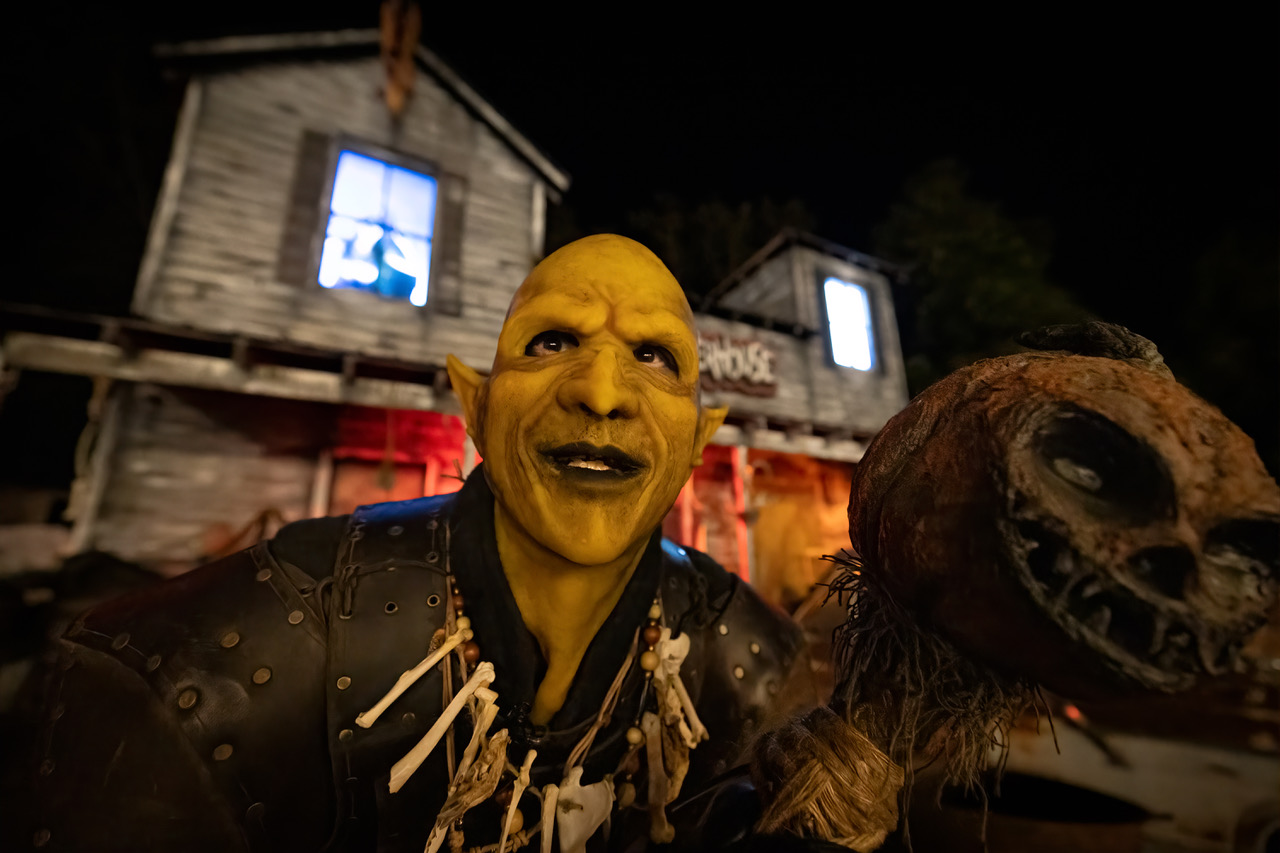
[317,150,437,306]
[823,277,875,371]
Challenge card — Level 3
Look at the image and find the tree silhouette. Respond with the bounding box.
[624,194,816,297]
[873,160,1089,393]
[1173,227,1279,474]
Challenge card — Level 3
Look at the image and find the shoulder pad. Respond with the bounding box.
[58,544,333,849]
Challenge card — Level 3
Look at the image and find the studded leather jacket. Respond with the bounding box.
[24,471,804,852]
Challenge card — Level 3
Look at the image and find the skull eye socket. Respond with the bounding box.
[1034,406,1176,523]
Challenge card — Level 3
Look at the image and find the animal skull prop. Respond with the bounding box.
[748,324,1278,851]
[848,323,1280,697]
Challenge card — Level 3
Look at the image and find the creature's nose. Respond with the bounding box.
[557,348,639,419]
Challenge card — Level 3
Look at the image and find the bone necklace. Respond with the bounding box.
[355,548,706,853]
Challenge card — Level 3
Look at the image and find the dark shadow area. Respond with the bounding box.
[943,772,1149,824]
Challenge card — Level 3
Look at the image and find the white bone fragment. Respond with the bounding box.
[426,727,510,853]
[671,671,708,744]
[497,748,536,853]
[454,686,500,784]
[555,766,614,853]
[540,783,559,853]
[659,681,696,751]
[642,711,674,843]
[657,687,693,800]
[426,818,451,853]
[356,628,473,728]
[389,661,494,793]
[656,627,690,680]
[654,627,707,745]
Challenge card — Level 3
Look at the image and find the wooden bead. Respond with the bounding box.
[462,642,481,663]
[626,726,645,746]
[647,603,662,620]
[616,781,636,809]
[642,625,662,647]
[454,615,471,632]
[452,594,466,612]
[639,650,660,671]
[494,786,512,808]
[506,808,524,834]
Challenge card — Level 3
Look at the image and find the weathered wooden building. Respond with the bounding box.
[1,29,909,603]
[669,230,909,605]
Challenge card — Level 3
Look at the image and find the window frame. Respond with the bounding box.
[306,136,443,307]
[817,271,880,373]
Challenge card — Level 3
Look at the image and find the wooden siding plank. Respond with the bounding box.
[3,333,439,411]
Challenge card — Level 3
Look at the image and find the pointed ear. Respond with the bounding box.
[446,354,488,450]
[692,405,728,466]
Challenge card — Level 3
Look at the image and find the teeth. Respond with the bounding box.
[567,459,612,471]
[1217,641,1241,673]
[1079,580,1104,599]
[1149,614,1170,654]
[1149,628,1193,671]
[1086,606,1112,636]
[1196,630,1224,675]
[1054,573,1087,609]
[1157,645,1183,669]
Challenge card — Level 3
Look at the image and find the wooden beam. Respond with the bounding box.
[530,179,546,262]
[308,448,334,519]
[708,422,863,463]
[65,381,123,555]
[3,332,437,412]
[678,477,695,548]
[154,30,381,58]
[731,445,752,584]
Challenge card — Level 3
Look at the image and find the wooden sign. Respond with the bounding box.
[698,332,778,397]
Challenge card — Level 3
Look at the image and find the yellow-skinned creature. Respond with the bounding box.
[448,234,727,722]
[27,233,804,853]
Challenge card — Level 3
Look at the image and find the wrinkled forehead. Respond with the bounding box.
[500,238,696,341]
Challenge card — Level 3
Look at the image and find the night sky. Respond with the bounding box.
[5,3,1278,486]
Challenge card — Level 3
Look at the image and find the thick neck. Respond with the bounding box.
[493,501,646,725]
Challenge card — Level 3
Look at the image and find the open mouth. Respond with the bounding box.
[1004,516,1247,690]
[541,442,644,477]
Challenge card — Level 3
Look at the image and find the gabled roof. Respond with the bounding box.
[154,30,571,194]
[701,227,907,311]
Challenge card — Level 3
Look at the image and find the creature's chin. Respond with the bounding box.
[512,479,658,568]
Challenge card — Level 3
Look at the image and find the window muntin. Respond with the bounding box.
[823,277,876,371]
[317,149,437,306]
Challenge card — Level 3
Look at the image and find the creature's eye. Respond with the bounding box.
[525,331,579,357]
[634,344,679,376]
[1033,405,1175,523]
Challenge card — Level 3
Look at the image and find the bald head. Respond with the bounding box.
[447,233,725,567]
[502,233,694,340]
